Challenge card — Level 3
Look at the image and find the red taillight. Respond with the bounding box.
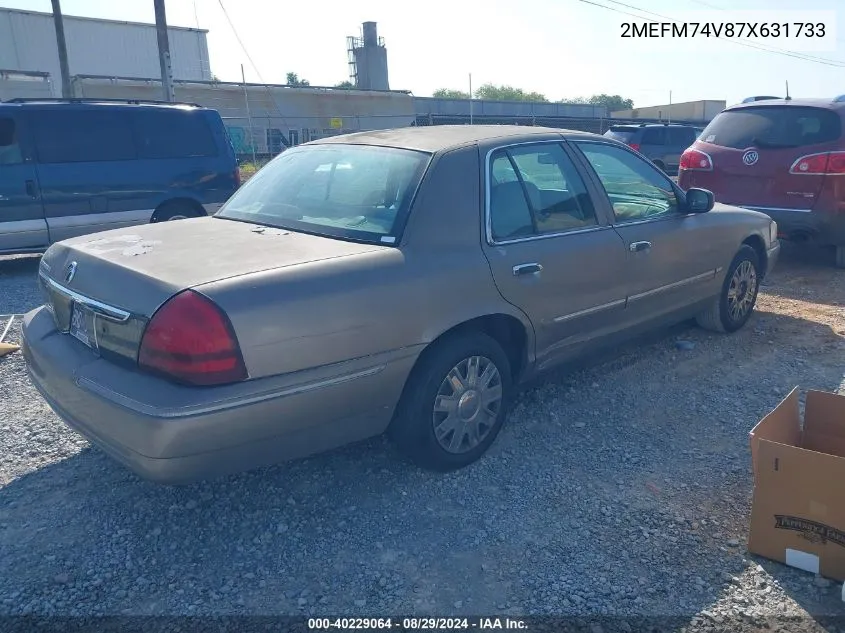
[629,143,641,152]
[790,151,845,175]
[138,290,247,386]
[679,148,713,171]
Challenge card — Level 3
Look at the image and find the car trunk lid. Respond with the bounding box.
[38,216,386,363]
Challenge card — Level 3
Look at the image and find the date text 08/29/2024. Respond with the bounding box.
[307,617,528,630]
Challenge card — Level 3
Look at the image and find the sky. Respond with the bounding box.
[2,0,844,108]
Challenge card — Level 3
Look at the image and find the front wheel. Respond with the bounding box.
[696,244,761,333]
[388,331,513,472]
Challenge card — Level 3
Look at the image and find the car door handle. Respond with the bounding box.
[25,180,38,199]
[513,263,543,276]
[629,241,652,253]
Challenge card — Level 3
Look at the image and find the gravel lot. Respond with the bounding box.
[2,245,845,631]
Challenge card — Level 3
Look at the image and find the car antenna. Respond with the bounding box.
[785,80,791,101]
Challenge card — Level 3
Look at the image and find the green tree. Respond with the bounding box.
[473,83,548,102]
[286,72,310,87]
[560,94,634,111]
[432,88,471,99]
[334,80,355,89]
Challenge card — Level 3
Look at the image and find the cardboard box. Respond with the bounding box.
[748,387,845,581]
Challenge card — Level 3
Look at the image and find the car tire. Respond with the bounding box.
[152,202,196,223]
[696,245,761,333]
[835,246,845,270]
[388,331,513,472]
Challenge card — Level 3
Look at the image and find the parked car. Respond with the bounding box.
[603,123,699,175]
[22,125,780,484]
[678,96,845,267]
[0,98,239,255]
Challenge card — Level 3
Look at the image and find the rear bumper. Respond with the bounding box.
[741,206,845,247]
[21,306,417,484]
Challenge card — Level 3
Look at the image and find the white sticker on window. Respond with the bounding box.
[380,236,396,243]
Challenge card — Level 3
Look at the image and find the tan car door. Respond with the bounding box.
[570,140,724,322]
[479,140,630,372]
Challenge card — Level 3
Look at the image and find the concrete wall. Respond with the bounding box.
[610,100,727,122]
[0,7,211,97]
[415,97,607,120]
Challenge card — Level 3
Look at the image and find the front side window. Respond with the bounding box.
[641,128,666,145]
[132,109,218,159]
[488,143,597,242]
[0,117,23,166]
[217,144,430,244]
[575,142,680,222]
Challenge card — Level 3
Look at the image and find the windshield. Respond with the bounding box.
[700,106,842,150]
[218,144,431,244]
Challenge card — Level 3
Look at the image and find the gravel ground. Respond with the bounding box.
[2,246,845,632]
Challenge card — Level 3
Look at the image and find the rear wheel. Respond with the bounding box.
[388,331,513,472]
[696,245,761,333]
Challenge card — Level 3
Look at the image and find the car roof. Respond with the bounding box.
[0,99,205,111]
[609,123,695,129]
[725,98,845,112]
[309,125,602,153]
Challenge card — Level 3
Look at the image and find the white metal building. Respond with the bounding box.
[0,7,211,97]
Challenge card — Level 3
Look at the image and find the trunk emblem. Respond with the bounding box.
[743,150,759,166]
[64,261,78,284]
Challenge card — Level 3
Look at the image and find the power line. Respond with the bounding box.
[574,0,845,68]
[601,0,845,65]
[684,0,845,45]
[216,0,267,83]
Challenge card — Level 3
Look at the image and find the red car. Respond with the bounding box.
[679,96,845,267]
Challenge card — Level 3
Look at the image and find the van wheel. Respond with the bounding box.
[152,202,196,223]
[696,245,761,333]
[388,331,512,472]
[835,246,845,269]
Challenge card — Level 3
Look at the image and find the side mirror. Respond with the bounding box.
[685,187,715,213]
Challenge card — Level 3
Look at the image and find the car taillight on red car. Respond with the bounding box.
[679,148,714,171]
[789,151,845,175]
[138,290,248,386]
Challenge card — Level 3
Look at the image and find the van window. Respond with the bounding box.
[667,127,696,146]
[641,128,665,145]
[0,117,23,165]
[604,127,636,143]
[701,106,842,149]
[31,110,136,163]
[132,109,218,159]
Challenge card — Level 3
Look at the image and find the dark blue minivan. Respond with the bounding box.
[0,99,240,255]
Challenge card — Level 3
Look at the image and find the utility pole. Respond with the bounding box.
[154,0,176,102]
[50,0,72,98]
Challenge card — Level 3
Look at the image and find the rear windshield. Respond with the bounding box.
[604,128,636,142]
[217,144,431,244]
[700,106,842,150]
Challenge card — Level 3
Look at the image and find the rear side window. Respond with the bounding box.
[641,128,666,145]
[667,127,697,146]
[132,109,218,159]
[604,128,636,143]
[701,106,842,149]
[31,110,136,163]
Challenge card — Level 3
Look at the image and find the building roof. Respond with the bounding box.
[312,124,594,153]
[0,7,208,33]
